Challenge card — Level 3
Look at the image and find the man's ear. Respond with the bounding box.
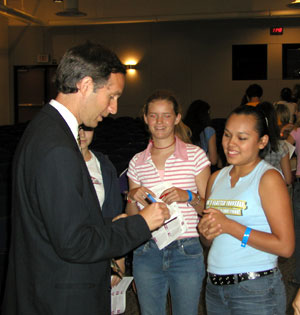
[259,134,269,149]
[76,76,93,96]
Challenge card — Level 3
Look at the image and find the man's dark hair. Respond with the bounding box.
[55,42,126,94]
[280,87,293,102]
[246,84,263,99]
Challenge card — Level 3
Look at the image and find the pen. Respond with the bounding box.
[160,192,169,199]
[111,258,123,279]
[147,193,157,203]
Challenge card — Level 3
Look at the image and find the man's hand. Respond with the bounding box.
[112,213,128,222]
[127,187,155,207]
[139,203,170,231]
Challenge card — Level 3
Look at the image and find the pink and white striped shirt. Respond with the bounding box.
[127,137,210,238]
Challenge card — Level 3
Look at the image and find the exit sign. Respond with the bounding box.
[270,27,283,35]
[37,54,49,63]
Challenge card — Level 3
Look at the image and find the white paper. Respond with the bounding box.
[152,214,187,249]
[146,182,180,223]
[284,140,295,159]
[145,182,188,250]
[111,276,133,315]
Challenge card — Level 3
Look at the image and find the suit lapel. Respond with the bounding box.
[42,104,103,215]
[41,104,79,150]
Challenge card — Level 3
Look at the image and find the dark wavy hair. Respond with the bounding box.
[241,84,263,105]
[256,102,280,152]
[280,87,293,102]
[228,105,271,158]
[183,99,211,145]
[55,42,126,94]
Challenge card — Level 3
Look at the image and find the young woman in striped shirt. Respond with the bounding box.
[126,90,211,315]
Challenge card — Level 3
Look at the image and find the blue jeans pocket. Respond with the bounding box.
[179,238,203,257]
[238,270,282,295]
[238,276,273,294]
[206,271,286,315]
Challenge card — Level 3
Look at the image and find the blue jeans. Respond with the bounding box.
[293,181,300,283]
[133,237,205,315]
[206,268,286,315]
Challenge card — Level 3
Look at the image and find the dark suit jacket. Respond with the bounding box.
[2,104,151,315]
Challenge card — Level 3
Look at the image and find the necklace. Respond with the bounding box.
[151,138,176,150]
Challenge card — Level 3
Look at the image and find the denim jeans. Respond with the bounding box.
[133,237,205,315]
[206,268,286,315]
[293,181,300,283]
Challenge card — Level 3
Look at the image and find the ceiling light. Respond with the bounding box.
[56,0,86,17]
[287,0,300,8]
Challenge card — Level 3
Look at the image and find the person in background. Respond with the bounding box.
[2,42,170,315]
[275,103,294,140]
[199,105,294,315]
[241,83,263,107]
[292,84,300,108]
[257,102,292,185]
[184,99,218,170]
[126,90,211,315]
[294,102,300,128]
[275,87,297,124]
[287,120,300,288]
[79,124,125,286]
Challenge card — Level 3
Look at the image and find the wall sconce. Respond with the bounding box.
[125,64,137,70]
[124,59,138,75]
[53,0,63,3]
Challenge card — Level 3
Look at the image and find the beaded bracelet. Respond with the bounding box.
[189,194,201,207]
[126,195,137,204]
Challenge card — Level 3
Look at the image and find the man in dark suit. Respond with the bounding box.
[2,42,169,315]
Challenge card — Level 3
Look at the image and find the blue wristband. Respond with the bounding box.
[187,190,193,202]
[241,227,252,248]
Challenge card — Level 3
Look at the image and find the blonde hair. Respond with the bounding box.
[275,103,290,126]
[143,90,192,143]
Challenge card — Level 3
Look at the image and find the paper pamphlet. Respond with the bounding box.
[111,276,133,315]
[146,182,188,250]
[152,215,187,250]
[284,140,295,159]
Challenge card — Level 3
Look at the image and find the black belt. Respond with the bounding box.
[208,267,277,286]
